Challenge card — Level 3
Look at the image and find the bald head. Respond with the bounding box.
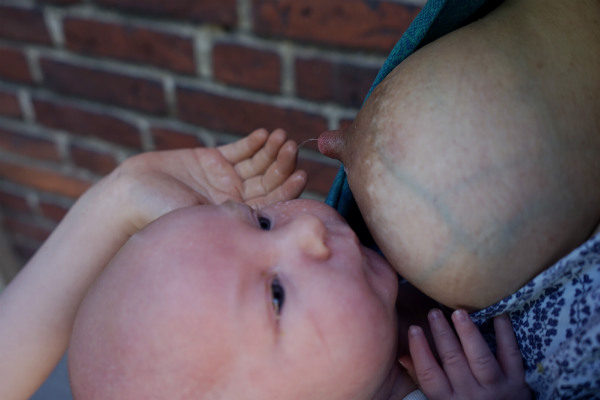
[68,224,234,399]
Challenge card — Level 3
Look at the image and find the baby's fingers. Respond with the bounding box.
[233,129,288,179]
[494,314,526,382]
[428,309,478,390]
[452,310,504,386]
[261,139,299,192]
[245,170,307,207]
[241,139,299,197]
[408,325,453,399]
[218,128,269,164]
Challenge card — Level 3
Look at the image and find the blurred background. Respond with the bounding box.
[0,0,427,397]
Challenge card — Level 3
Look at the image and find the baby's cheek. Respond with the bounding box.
[343,290,396,357]
[338,300,397,393]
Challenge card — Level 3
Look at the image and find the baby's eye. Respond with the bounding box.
[258,216,271,231]
[271,277,285,316]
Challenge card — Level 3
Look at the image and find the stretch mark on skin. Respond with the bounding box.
[379,144,574,288]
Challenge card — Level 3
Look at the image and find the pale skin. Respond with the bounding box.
[404,311,531,400]
[68,198,406,399]
[0,128,529,399]
[0,128,308,399]
[319,0,600,310]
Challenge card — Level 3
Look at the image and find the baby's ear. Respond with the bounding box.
[318,129,344,161]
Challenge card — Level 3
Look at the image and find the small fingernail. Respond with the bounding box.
[409,325,422,337]
[453,309,468,322]
[429,308,442,321]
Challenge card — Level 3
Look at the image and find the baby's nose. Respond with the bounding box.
[291,214,331,260]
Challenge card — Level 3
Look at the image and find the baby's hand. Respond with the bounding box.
[110,128,306,235]
[407,310,531,400]
[213,128,306,207]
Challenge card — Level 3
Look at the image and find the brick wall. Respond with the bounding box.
[0,0,424,272]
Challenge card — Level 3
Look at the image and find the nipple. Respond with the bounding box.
[317,130,344,160]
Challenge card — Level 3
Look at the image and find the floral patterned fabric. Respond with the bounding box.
[471,233,600,399]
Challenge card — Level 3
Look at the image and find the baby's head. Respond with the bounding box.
[69,199,400,399]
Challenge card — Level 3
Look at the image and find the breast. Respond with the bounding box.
[346,7,600,309]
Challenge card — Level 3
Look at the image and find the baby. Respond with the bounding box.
[68,196,529,399]
[0,129,528,399]
[68,197,407,399]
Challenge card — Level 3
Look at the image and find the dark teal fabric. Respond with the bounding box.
[325,0,500,247]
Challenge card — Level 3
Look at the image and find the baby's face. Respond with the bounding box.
[69,199,399,399]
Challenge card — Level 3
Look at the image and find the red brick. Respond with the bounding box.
[0,190,30,213]
[40,58,167,115]
[295,58,377,107]
[176,86,328,144]
[64,18,196,74]
[294,58,334,102]
[213,42,281,94]
[0,5,52,45]
[297,157,339,197]
[253,0,420,52]
[39,200,70,222]
[70,143,118,175]
[33,97,142,148]
[0,89,22,119]
[151,126,204,150]
[0,160,91,198]
[3,215,52,243]
[0,46,34,84]
[96,0,237,27]
[0,127,60,161]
